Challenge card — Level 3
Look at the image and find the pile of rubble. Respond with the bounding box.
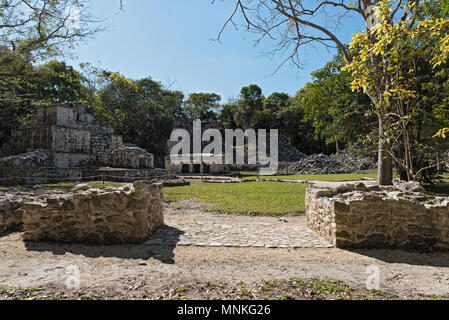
[277,135,306,162]
[0,190,38,233]
[332,151,376,172]
[0,150,49,168]
[277,151,376,175]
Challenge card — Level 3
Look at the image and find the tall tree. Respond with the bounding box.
[233,84,264,130]
[215,0,444,184]
[184,92,221,120]
[343,0,449,181]
[0,0,103,103]
[258,92,290,129]
[296,56,374,152]
[96,72,184,156]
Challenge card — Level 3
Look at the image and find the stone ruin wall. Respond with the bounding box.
[0,191,32,234]
[15,181,164,244]
[0,166,170,186]
[306,181,449,250]
[0,105,154,170]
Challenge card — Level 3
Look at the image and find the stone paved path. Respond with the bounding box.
[144,201,332,248]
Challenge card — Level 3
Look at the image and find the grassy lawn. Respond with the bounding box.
[1,173,448,216]
[163,181,307,215]
[240,172,378,181]
[165,172,449,215]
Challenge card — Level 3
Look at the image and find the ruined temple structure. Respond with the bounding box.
[0,104,153,169]
[165,153,231,175]
[0,105,169,185]
[164,118,231,175]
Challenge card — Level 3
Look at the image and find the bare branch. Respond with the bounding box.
[213,0,367,74]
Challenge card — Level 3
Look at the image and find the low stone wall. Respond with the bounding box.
[306,181,449,250]
[22,182,164,244]
[0,191,37,233]
[0,167,171,186]
[91,168,170,183]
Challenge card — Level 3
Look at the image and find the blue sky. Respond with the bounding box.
[67,1,365,102]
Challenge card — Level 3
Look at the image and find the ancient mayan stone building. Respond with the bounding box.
[0,104,153,169]
[164,118,231,174]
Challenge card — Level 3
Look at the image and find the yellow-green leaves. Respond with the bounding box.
[343,0,449,107]
[433,128,449,138]
[108,72,136,91]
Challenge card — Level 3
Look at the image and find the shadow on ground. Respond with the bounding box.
[347,248,449,267]
[0,225,23,237]
[23,225,184,264]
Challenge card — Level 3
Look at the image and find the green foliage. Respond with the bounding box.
[0,57,92,146]
[233,84,264,129]
[95,72,184,156]
[184,92,221,120]
[34,61,86,106]
[342,0,449,181]
[0,0,100,65]
[442,0,449,16]
[217,103,238,129]
[257,92,289,130]
[293,55,374,147]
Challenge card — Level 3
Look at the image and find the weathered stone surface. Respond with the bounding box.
[0,192,37,233]
[0,166,170,185]
[22,182,164,244]
[72,183,89,191]
[0,104,153,169]
[277,135,306,162]
[277,151,376,175]
[109,144,154,169]
[0,150,49,168]
[306,181,449,250]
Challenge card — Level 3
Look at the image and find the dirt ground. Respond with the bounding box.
[0,200,448,300]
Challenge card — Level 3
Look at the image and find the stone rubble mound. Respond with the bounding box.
[0,150,49,168]
[277,135,306,162]
[0,190,38,233]
[318,179,429,199]
[277,151,375,175]
[331,151,376,172]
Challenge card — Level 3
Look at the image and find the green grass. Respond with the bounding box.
[240,172,378,181]
[163,181,307,215]
[164,172,449,215]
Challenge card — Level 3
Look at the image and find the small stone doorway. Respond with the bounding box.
[181,164,190,173]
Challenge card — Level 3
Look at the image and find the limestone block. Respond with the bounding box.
[306,181,449,250]
[22,182,164,244]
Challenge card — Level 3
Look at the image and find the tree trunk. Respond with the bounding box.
[335,140,340,154]
[377,114,393,185]
[437,152,441,171]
